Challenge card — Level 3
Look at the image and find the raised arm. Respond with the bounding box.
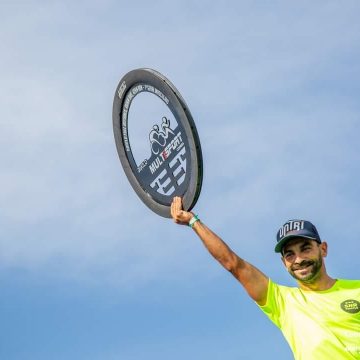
[171,197,269,305]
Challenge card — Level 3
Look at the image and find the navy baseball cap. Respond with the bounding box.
[275,219,321,253]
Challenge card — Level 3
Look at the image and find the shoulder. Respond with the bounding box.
[336,279,360,289]
[266,279,299,299]
[269,279,297,291]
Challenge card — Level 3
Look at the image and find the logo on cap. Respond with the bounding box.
[278,220,305,239]
[275,219,321,253]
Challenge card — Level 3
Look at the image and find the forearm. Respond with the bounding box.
[191,220,244,272]
[170,197,268,304]
[191,218,268,304]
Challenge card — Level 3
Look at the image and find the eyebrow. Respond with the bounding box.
[283,240,313,254]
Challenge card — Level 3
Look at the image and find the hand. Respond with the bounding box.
[170,196,194,225]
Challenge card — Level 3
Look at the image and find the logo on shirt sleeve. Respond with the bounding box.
[340,299,360,314]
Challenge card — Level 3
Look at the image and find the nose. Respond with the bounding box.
[293,253,305,265]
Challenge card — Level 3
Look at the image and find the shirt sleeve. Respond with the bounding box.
[257,278,285,328]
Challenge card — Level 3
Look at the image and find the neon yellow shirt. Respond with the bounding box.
[259,279,360,359]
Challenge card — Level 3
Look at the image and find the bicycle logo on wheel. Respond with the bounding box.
[149,116,175,155]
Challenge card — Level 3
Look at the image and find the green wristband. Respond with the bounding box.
[188,214,200,228]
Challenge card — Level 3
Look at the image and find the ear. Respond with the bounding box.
[281,255,286,266]
[320,241,328,257]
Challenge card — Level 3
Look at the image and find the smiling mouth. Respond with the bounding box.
[293,263,313,271]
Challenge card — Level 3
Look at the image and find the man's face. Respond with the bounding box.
[281,238,326,283]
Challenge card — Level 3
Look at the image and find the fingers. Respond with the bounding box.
[170,196,195,227]
[171,196,185,224]
[170,196,195,226]
[175,196,183,211]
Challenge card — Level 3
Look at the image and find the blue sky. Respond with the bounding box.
[1,1,359,359]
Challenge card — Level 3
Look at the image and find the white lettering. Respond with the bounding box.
[149,157,163,174]
[279,220,305,238]
[137,159,147,173]
[154,88,169,104]
[148,132,184,174]
[150,169,175,195]
[169,147,186,186]
[117,81,126,99]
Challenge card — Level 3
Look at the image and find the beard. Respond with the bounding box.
[288,254,323,283]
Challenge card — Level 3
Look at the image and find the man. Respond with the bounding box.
[170,197,360,360]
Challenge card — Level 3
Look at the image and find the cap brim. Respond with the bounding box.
[274,235,318,253]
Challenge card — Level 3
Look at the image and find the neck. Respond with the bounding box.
[297,272,336,291]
